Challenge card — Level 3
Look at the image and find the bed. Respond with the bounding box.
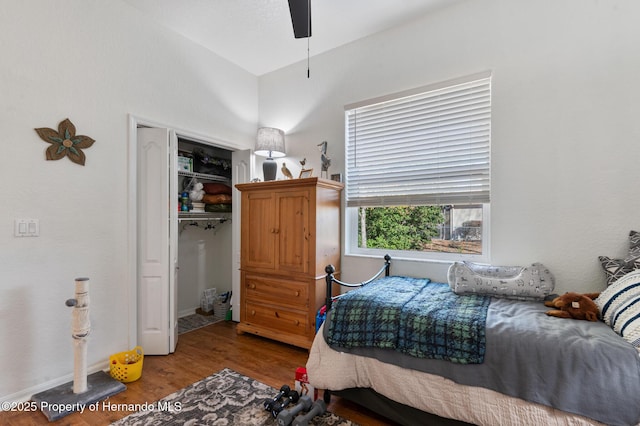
[306,256,640,426]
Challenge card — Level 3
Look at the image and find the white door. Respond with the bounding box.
[231,149,252,322]
[137,127,178,355]
[168,129,179,351]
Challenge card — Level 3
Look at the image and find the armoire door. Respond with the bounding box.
[240,191,277,270]
[276,190,310,274]
[137,127,178,355]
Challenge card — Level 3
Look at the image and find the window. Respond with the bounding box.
[345,72,491,261]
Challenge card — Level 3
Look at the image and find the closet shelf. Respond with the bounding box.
[178,170,229,183]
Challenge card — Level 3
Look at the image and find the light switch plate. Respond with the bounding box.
[14,219,39,237]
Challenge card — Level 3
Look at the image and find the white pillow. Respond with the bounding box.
[447,261,555,300]
[595,269,640,348]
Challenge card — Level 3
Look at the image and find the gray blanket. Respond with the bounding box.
[325,296,640,426]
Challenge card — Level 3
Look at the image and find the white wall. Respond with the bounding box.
[177,223,233,317]
[259,0,640,291]
[0,0,257,400]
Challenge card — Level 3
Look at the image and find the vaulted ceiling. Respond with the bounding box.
[123,0,461,76]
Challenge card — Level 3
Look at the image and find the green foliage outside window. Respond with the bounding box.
[358,206,444,251]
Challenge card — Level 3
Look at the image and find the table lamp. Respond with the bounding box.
[255,127,286,181]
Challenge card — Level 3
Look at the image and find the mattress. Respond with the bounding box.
[308,324,606,426]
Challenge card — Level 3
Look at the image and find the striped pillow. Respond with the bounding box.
[595,269,640,348]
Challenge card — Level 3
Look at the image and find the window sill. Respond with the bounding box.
[344,247,489,265]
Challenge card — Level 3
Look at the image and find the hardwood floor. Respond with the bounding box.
[1,321,396,425]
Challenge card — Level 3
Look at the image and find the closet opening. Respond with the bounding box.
[176,138,234,334]
[131,115,251,355]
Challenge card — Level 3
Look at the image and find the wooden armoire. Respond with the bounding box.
[235,177,343,349]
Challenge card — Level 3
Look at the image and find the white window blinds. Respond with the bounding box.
[345,73,491,208]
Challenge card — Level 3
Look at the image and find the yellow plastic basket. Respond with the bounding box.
[109,346,144,383]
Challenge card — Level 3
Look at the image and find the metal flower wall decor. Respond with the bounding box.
[35,118,95,166]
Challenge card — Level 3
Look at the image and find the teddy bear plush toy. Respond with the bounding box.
[544,292,601,322]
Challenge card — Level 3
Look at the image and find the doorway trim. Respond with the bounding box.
[127,114,245,349]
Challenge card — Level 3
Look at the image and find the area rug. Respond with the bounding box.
[178,313,223,334]
[110,368,357,426]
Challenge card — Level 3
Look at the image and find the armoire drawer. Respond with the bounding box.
[243,274,308,307]
[243,302,309,336]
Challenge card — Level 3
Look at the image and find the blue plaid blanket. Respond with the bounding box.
[326,276,491,364]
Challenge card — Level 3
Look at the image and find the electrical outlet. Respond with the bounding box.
[14,219,39,237]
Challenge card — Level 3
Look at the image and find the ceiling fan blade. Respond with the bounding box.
[288,0,311,38]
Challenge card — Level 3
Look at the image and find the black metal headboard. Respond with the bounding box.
[324,254,391,310]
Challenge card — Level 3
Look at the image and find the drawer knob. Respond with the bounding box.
[249,283,256,289]
[294,320,300,326]
[295,290,300,297]
[251,310,256,316]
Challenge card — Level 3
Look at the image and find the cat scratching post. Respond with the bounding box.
[32,277,125,421]
[69,277,90,394]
